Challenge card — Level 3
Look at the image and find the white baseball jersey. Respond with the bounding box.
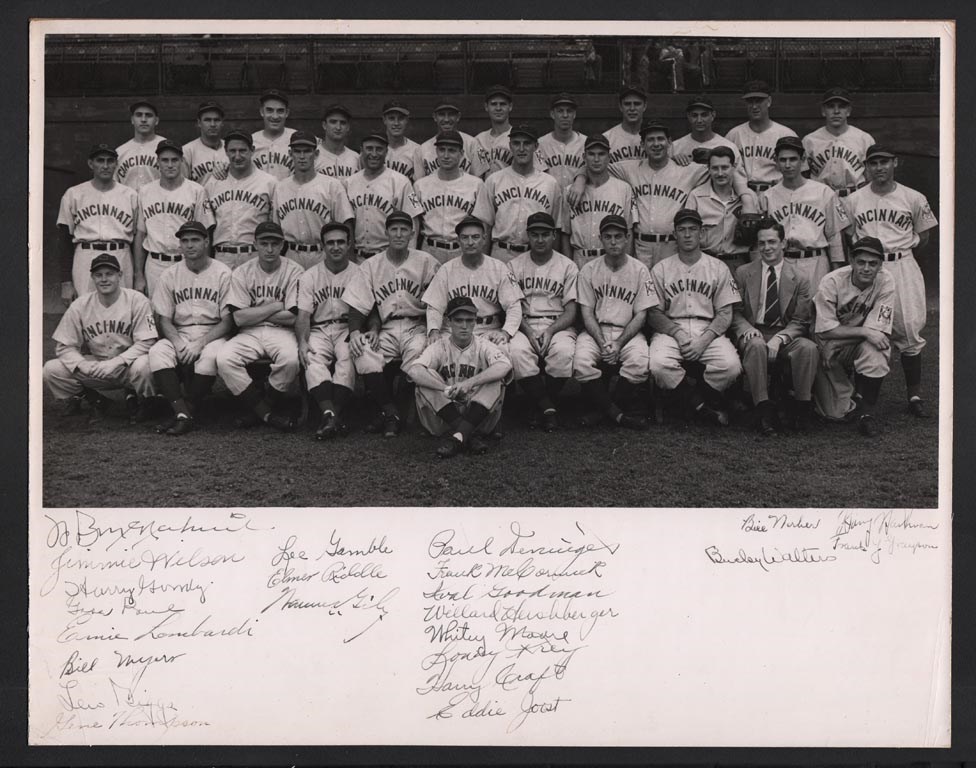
[315,144,360,184]
[616,160,708,235]
[843,183,938,252]
[346,168,423,251]
[761,180,850,249]
[252,127,296,180]
[670,133,747,183]
[567,177,636,251]
[650,253,739,319]
[724,121,798,184]
[475,127,512,174]
[136,179,208,255]
[602,123,644,175]
[413,173,495,240]
[271,174,354,246]
[422,256,524,332]
[182,138,229,185]
[414,132,487,180]
[535,131,586,189]
[297,260,361,323]
[485,167,567,244]
[225,256,303,325]
[386,138,420,181]
[202,169,276,245]
[577,255,657,325]
[53,288,157,359]
[415,334,508,385]
[814,265,896,334]
[686,184,747,256]
[152,259,232,326]
[115,136,166,190]
[508,251,579,317]
[342,249,439,323]
[802,125,875,190]
[57,181,138,242]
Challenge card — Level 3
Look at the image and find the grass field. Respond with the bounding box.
[38,313,942,509]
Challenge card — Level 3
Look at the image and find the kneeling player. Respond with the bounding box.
[407,296,512,458]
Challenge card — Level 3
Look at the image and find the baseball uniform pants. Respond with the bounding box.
[43,354,154,400]
[887,254,927,356]
[415,380,504,436]
[148,325,227,376]
[510,318,577,379]
[213,247,255,270]
[785,253,831,297]
[635,239,678,270]
[352,320,427,375]
[648,318,742,391]
[813,337,891,420]
[305,324,355,390]
[216,326,300,396]
[420,240,462,265]
[573,326,650,384]
[571,247,605,270]
[72,244,133,295]
[738,331,817,404]
[144,254,181,298]
[490,243,529,265]
[286,247,325,271]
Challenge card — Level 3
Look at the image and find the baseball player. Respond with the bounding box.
[295,222,361,440]
[730,218,818,435]
[802,88,875,197]
[686,146,751,271]
[507,212,579,430]
[315,103,361,184]
[760,135,850,290]
[342,210,440,438]
[572,214,653,430]
[843,144,938,417]
[414,99,487,180]
[725,80,803,194]
[535,92,586,190]
[407,296,512,458]
[382,100,419,181]
[115,100,166,191]
[474,85,514,176]
[485,124,569,263]
[251,90,296,181]
[147,220,233,436]
[647,208,743,426]
[412,130,495,264]
[43,253,157,421]
[345,131,422,262]
[57,143,139,304]
[133,139,208,296]
[603,85,647,176]
[182,100,229,185]
[812,236,896,436]
[271,130,354,270]
[201,128,276,269]
[565,134,636,268]
[671,95,747,183]
[215,221,303,431]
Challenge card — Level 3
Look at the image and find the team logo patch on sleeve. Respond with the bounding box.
[146,312,157,333]
[730,277,741,295]
[508,270,519,285]
[877,303,893,323]
[644,279,656,298]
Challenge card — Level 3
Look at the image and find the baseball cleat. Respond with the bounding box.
[266,413,295,432]
[155,416,178,434]
[856,413,878,437]
[758,413,777,436]
[616,413,648,430]
[383,413,401,438]
[59,396,83,417]
[907,397,929,418]
[315,413,338,440]
[578,411,604,428]
[234,411,263,429]
[698,404,729,427]
[436,435,463,459]
[86,394,111,424]
[363,413,385,433]
[468,434,489,455]
[166,415,195,436]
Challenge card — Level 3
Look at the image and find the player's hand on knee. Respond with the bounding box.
[298,343,310,368]
[864,329,890,351]
[60,281,77,308]
[348,332,366,358]
[537,331,552,356]
[363,330,380,351]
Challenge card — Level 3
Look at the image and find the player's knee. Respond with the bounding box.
[42,358,69,384]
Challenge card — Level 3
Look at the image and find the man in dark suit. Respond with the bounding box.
[730,217,818,434]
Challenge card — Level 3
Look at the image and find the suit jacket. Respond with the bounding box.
[730,259,812,343]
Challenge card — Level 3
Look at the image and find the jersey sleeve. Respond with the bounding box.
[498,265,525,310]
[864,273,896,334]
[331,179,355,223]
[473,179,495,227]
[398,177,424,219]
[563,261,580,303]
[813,277,841,333]
[297,271,315,314]
[414,338,444,371]
[56,189,76,232]
[632,262,659,312]
[420,261,448,311]
[130,292,159,342]
[911,190,939,234]
[576,265,596,308]
[649,262,667,311]
[51,302,84,347]
[478,337,508,368]
[151,270,175,317]
[200,180,217,228]
[712,261,740,309]
[225,267,252,311]
[466,139,488,178]
[192,183,208,222]
[217,267,232,317]
[135,188,149,235]
[550,182,569,234]
[824,189,851,236]
[340,267,375,315]
[284,265,302,312]
[688,163,709,190]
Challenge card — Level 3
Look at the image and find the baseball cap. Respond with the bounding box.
[385,210,414,228]
[526,212,556,231]
[175,221,209,238]
[321,221,351,239]
[550,92,578,109]
[433,99,461,113]
[454,215,486,234]
[254,221,285,240]
[259,89,289,106]
[382,100,410,116]
[742,80,771,99]
[89,253,122,273]
[584,134,610,150]
[360,131,389,146]
[323,103,352,120]
[289,131,318,148]
[686,95,714,111]
[851,236,885,258]
[88,143,118,159]
[599,214,629,234]
[129,99,158,115]
[197,100,225,117]
[618,84,646,101]
[509,124,539,142]
[445,295,478,318]
[640,119,670,139]
[673,208,703,226]
[774,135,805,155]
[865,144,897,160]
[155,139,183,156]
[434,130,464,148]
[821,87,852,104]
[485,84,513,101]
[223,128,254,148]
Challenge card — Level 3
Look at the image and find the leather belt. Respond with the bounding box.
[637,233,675,243]
[885,251,909,262]
[425,237,460,250]
[599,321,625,328]
[476,314,501,326]
[313,317,347,326]
[784,247,826,259]
[385,314,421,321]
[747,181,772,192]
[356,249,379,259]
[835,182,868,198]
[215,244,255,254]
[524,315,559,320]
[78,241,126,250]
[493,240,530,253]
[577,247,605,258]
[289,242,322,252]
[711,252,744,261]
[147,251,182,262]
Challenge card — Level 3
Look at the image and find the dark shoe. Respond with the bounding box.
[166,415,195,436]
[857,413,878,437]
[383,413,401,438]
[698,404,729,427]
[468,434,489,455]
[155,416,178,434]
[616,413,648,430]
[266,413,295,432]
[436,435,463,459]
[364,412,385,434]
[907,397,929,418]
[86,393,111,424]
[758,413,777,436]
[542,410,559,432]
[579,411,604,428]
[487,429,504,441]
[315,412,338,440]
[234,411,262,429]
[59,396,83,417]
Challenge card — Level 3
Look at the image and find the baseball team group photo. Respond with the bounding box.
[35,27,945,508]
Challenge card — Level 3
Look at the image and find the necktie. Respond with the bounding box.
[763,266,782,327]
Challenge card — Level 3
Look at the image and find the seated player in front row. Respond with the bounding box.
[407,296,513,459]
[43,253,157,421]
